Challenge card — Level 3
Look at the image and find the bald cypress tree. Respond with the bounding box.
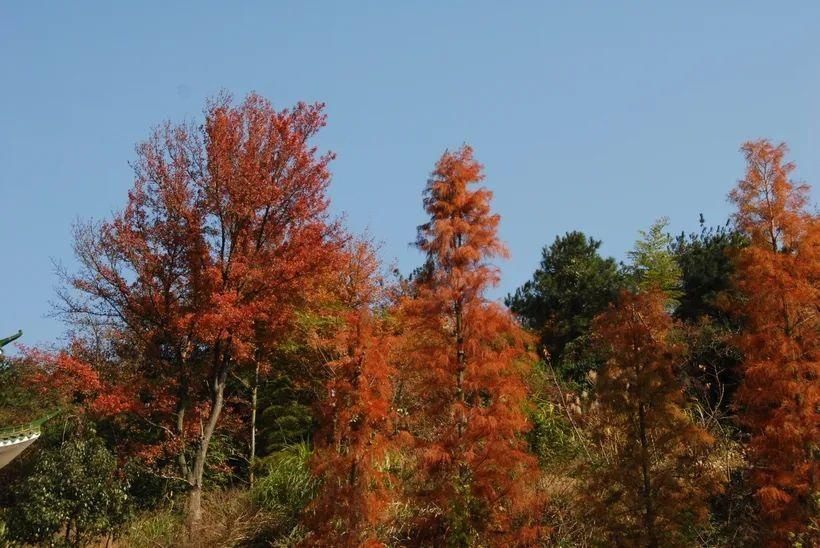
[588,289,721,547]
[729,140,819,545]
[399,146,543,545]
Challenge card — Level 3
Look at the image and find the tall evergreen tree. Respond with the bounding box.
[627,218,683,306]
[673,217,746,324]
[507,231,622,383]
[672,218,747,415]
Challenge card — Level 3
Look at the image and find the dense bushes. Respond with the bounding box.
[3,429,130,546]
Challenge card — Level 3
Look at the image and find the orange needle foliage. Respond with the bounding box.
[728,140,819,544]
[588,289,721,547]
[306,240,394,546]
[398,146,543,545]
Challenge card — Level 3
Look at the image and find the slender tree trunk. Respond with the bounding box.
[176,403,189,477]
[186,362,228,536]
[637,401,658,548]
[175,356,191,481]
[249,359,259,489]
[185,443,209,536]
[455,297,466,438]
[453,232,467,439]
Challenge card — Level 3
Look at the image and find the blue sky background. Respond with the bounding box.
[2,2,819,350]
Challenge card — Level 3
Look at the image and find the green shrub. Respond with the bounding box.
[4,432,130,546]
[528,401,579,467]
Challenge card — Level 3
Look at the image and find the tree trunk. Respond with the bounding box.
[185,362,228,536]
[453,232,467,439]
[455,297,466,438]
[249,359,259,489]
[637,402,658,548]
[186,483,203,535]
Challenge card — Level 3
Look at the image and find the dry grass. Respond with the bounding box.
[117,490,280,548]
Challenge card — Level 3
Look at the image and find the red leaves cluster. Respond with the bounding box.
[57,93,344,516]
[116,93,340,363]
[23,347,101,400]
[20,346,135,417]
[729,140,819,543]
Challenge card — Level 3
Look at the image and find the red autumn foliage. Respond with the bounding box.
[57,92,344,529]
[18,88,817,547]
[21,346,101,403]
[588,289,721,547]
[306,239,394,546]
[16,340,138,422]
[728,140,819,544]
[398,146,543,544]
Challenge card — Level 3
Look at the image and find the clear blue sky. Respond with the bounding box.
[2,2,819,350]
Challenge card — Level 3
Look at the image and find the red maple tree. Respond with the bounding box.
[57,93,343,530]
[398,146,542,545]
[728,140,819,544]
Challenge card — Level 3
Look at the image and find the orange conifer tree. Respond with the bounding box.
[728,140,819,544]
[588,289,720,547]
[399,146,542,545]
[306,240,394,546]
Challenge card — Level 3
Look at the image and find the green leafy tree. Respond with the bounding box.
[672,217,747,415]
[256,375,314,456]
[627,218,683,306]
[507,231,622,383]
[0,357,46,426]
[4,429,130,546]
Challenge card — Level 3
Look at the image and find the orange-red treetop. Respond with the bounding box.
[730,140,813,253]
[125,93,341,361]
[729,140,819,543]
[59,93,344,471]
[400,146,542,544]
[416,145,509,298]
